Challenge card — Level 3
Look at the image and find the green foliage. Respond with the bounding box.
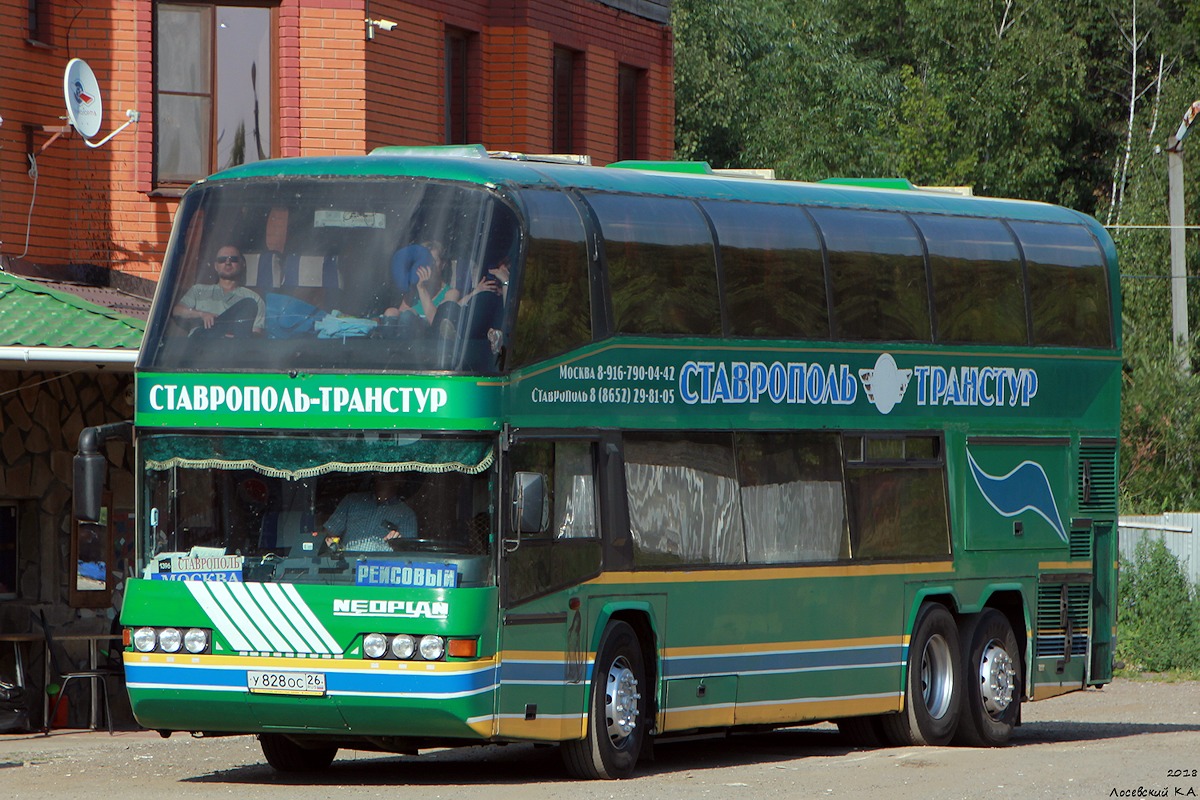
[893,65,976,186]
[674,0,1200,511]
[1120,347,1200,512]
[1116,537,1200,672]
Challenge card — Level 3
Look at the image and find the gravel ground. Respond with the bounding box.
[1,678,1198,800]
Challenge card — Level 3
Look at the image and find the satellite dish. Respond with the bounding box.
[64,58,104,139]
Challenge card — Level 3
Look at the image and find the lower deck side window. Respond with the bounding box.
[622,431,948,568]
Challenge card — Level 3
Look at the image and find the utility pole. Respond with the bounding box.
[1166,100,1200,375]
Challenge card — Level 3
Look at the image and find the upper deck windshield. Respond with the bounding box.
[142,177,521,374]
[141,432,496,587]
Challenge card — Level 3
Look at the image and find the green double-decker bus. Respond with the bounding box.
[93,146,1119,778]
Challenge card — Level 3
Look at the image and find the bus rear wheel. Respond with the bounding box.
[259,733,337,773]
[561,620,647,779]
[954,609,1021,747]
[882,602,961,746]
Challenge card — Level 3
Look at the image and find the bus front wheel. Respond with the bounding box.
[883,603,961,746]
[561,620,647,779]
[954,609,1021,746]
[259,733,337,773]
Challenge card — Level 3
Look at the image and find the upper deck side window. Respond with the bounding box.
[583,192,722,336]
[701,201,829,340]
[1011,221,1113,348]
[916,214,1028,346]
[808,207,931,342]
[509,189,593,368]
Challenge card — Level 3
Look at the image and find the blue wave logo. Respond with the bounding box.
[966,450,1067,542]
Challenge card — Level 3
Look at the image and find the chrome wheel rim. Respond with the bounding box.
[978,638,1017,718]
[604,655,641,747]
[920,633,955,720]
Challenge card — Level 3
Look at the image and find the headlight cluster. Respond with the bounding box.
[132,626,210,654]
[362,632,446,661]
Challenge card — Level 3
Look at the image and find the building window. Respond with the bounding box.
[27,0,53,46]
[553,48,582,154]
[155,3,273,186]
[617,65,644,161]
[445,28,479,145]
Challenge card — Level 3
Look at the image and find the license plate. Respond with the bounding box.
[246,670,326,696]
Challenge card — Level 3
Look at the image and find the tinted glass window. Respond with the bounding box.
[735,432,847,563]
[810,208,931,342]
[1011,222,1112,348]
[624,433,745,566]
[142,178,520,373]
[586,194,721,336]
[844,433,949,560]
[917,215,1027,345]
[511,191,591,367]
[505,439,602,606]
[703,202,829,339]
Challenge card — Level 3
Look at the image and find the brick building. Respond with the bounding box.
[0,0,673,730]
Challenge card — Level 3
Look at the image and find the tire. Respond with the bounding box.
[561,621,647,779]
[259,733,338,773]
[882,603,961,746]
[954,609,1022,747]
[836,714,888,747]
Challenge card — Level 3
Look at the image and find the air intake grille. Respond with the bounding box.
[1079,442,1117,514]
[1036,583,1090,658]
[1069,527,1092,560]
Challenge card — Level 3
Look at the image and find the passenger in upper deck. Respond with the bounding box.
[174,245,267,337]
[382,240,457,324]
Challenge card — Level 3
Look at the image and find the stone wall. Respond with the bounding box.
[0,368,136,729]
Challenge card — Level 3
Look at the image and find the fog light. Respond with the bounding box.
[364,633,388,659]
[418,635,445,661]
[184,628,208,654]
[133,627,157,653]
[391,634,415,659]
[158,627,182,653]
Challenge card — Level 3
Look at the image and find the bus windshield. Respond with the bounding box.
[141,177,521,373]
[140,432,496,587]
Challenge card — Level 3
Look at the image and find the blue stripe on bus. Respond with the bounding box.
[661,645,905,679]
[125,663,499,696]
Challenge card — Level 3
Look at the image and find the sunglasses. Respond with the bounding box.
[215,255,243,264]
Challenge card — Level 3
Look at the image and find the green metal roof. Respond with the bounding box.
[0,272,144,350]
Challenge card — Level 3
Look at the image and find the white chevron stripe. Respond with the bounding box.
[207,582,274,651]
[185,583,253,652]
[245,582,313,653]
[226,583,292,652]
[259,583,331,654]
[280,584,341,653]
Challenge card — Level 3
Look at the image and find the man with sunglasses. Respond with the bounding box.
[173,244,267,337]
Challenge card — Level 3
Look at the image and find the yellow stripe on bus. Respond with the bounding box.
[588,561,954,585]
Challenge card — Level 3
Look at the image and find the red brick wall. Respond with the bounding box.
[0,0,673,282]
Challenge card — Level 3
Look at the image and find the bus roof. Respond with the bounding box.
[204,151,1098,229]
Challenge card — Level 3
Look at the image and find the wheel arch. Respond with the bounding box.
[976,588,1030,700]
[590,604,660,732]
[907,588,960,630]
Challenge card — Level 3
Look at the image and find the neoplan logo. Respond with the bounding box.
[332,598,449,620]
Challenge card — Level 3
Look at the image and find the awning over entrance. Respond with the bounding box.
[0,272,146,370]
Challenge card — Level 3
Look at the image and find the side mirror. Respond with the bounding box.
[74,421,131,523]
[511,471,549,536]
[73,452,107,523]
